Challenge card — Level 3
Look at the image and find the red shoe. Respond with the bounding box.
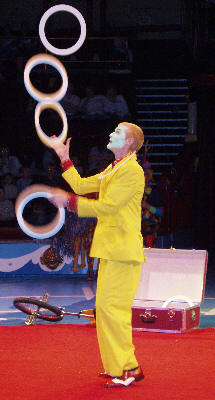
[123,366,144,382]
[98,372,118,379]
[105,366,144,388]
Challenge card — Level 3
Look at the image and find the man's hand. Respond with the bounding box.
[49,187,70,208]
[50,136,71,162]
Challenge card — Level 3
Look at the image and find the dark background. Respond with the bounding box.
[0,0,215,253]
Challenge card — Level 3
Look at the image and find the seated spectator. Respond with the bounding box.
[88,137,113,174]
[107,39,133,72]
[141,168,164,248]
[26,199,54,226]
[42,149,58,170]
[41,162,65,188]
[18,134,38,175]
[2,173,18,200]
[0,145,21,177]
[110,38,127,60]
[80,86,106,118]
[61,82,81,118]
[0,185,16,227]
[104,86,129,119]
[16,166,34,193]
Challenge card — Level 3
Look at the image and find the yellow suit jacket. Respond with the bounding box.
[62,154,146,262]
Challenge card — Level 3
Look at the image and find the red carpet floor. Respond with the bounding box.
[0,324,215,400]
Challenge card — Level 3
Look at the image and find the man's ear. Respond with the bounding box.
[126,136,134,147]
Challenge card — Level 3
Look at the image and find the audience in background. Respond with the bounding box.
[16,166,34,193]
[141,168,164,248]
[26,199,55,226]
[41,162,65,189]
[43,149,58,170]
[0,146,21,177]
[71,155,84,175]
[88,137,113,174]
[2,173,18,200]
[0,186,16,227]
[0,34,134,239]
[80,86,106,118]
[104,86,129,119]
[61,82,81,118]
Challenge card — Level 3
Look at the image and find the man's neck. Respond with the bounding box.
[113,148,132,160]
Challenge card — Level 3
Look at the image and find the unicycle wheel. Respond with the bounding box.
[13,297,63,322]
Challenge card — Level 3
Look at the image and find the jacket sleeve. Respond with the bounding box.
[62,166,101,195]
[77,165,145,218]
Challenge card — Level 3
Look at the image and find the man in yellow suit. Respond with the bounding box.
[50,122,145,388]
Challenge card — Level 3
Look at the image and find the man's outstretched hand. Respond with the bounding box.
[50,136,71,162]
[49,187,77,212]
[49,187,70,208]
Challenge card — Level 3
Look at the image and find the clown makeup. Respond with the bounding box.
[107,125,128,150]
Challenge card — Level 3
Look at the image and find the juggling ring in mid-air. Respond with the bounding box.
[24,53,68,102]
[35,100,68,148]
[15,185,65,240]
[39,4,87,56]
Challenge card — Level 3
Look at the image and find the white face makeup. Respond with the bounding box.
[107,125,128,150]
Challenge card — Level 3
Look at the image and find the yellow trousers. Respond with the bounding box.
[95,258,142,377]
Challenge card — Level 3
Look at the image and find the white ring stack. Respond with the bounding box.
[19,4,87,239]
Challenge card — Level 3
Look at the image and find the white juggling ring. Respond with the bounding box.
[24,53,68,102]
[15,184,65,239]
[35,101,68,147]
[39,4,87,56]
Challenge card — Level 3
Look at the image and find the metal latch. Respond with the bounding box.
[140,309,157,323]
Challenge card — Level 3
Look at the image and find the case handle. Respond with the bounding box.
[162,295,194,308]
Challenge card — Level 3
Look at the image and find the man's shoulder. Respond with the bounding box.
[116,156,144,178]
[130,157,144,173]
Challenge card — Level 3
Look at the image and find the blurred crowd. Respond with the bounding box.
[0,141,114,228]
[0,32,133,232]
[0,31,165,278]
[26,82,130,121]
[0,142,164,247]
